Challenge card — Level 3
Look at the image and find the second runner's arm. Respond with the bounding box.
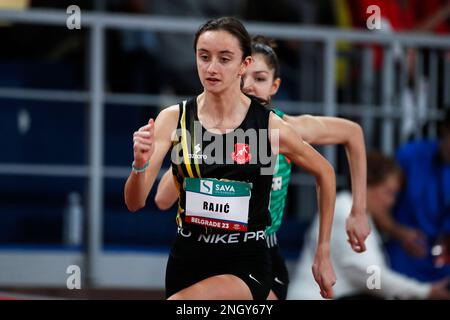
[155,168,179,210]
[269,113,336,299]
[283,114,370,252]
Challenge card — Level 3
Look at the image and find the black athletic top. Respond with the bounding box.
[170,96,274,233]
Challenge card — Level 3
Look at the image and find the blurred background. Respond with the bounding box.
[0,0,449,299]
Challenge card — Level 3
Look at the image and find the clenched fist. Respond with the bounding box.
[133,118,154,168]
[346,209,371,253]
[312,244,336,299]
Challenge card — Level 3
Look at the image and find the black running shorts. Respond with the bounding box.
[165,228,272,300]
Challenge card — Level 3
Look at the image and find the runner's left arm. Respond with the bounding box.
[155,168,178,210]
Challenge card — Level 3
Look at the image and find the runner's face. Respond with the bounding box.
[196,30,251,94]
[242,54,280,101]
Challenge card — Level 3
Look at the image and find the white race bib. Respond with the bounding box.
[184,178,252,231]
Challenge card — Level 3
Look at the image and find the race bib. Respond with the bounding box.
[184,178,252,231]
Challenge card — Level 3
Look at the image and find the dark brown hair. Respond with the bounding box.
[194,17,252,61]
[367,151,402,186]
[251,35,281,79]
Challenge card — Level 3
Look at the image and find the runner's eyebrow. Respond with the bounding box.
[219,50,234,55]
[197,48,235,55]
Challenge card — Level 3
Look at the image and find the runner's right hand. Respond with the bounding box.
[133,118,154,167]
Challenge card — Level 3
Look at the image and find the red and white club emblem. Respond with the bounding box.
[231,143,252,164]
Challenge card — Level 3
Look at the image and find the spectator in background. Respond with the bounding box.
[288,151,450,300]
[243,0,336,101]
[348,0,450,141]
[375,110,450,282]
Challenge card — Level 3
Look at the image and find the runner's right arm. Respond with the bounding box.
[124,105,179,212]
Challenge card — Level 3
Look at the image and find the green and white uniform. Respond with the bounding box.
[266,108,292,239]
[266,108,293,300]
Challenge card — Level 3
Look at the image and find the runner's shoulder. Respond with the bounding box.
[155,105,180,138]
[158,104,179,120]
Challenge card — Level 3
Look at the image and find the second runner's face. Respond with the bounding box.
[242,53,280,101]
[196,30,250,94]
